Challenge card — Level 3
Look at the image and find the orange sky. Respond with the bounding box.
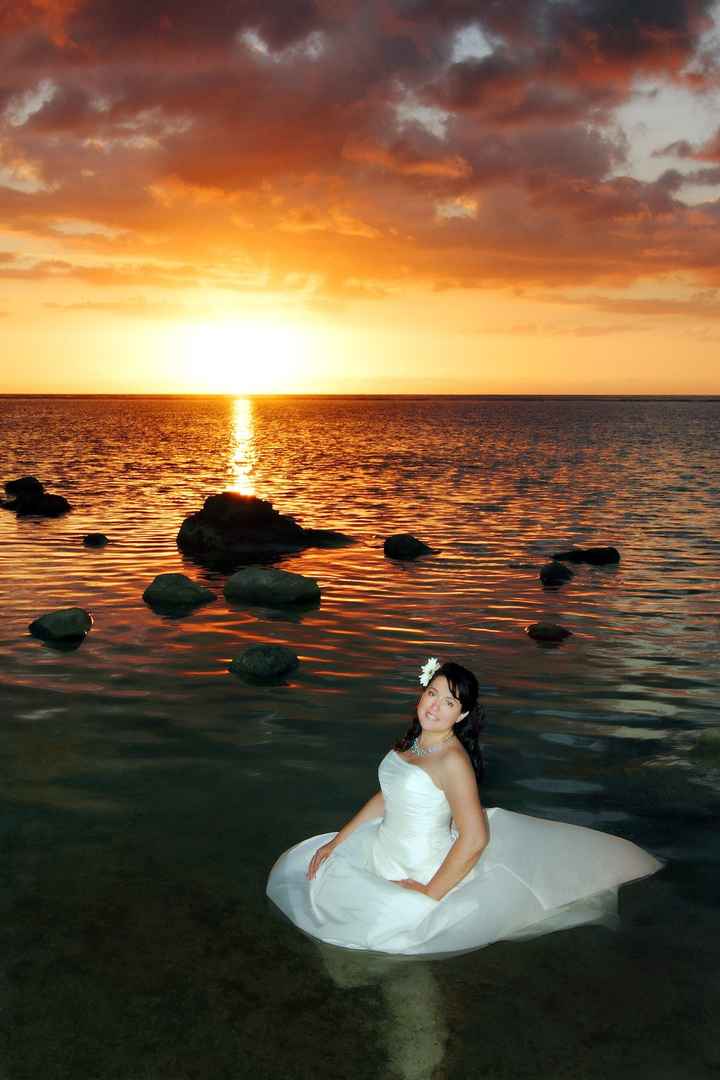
[2,0,720,394]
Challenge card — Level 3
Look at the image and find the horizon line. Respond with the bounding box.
[2,391,720,400]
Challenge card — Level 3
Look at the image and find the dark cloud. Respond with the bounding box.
[0,0,719,305]
[653,138,695,157]
[652,129,720,166]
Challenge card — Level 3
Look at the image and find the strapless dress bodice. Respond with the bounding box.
[371,751,454,881]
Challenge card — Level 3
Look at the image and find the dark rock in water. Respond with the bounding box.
[552,546,620,565]
[5,475,44,497]
[143,573,215,609]
[224,566,320,606]
[693,728,720,764]
[83,533,109,548]
[6,492,72,517]
[539,561,574,587]
[229,644,299,681]
[527,622,572,643]
[29,607,92,643]
[384,534,433,560]
[177,492,352,566]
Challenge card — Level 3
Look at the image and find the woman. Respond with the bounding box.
[266,659,662,956]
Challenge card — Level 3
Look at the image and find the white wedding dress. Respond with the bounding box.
[266,751,662,956]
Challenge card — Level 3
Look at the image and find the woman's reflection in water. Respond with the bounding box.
[316,943,448,1080]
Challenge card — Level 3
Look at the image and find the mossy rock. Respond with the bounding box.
[229,645,300,681]
[224,567,320,605]
[143,573,215,609]
[29,607,92,643]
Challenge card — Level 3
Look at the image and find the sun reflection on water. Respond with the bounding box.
[230,397,256,495]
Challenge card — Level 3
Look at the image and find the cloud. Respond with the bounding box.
[492,319,653,337]
[653,128,720,163]
[0,0,719,311]
[586,291,720,319]
[538,287,720,320]
[343,135,472,179]
[44,296,190,316]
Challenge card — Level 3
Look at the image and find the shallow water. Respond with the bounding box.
[1,395,719,1079]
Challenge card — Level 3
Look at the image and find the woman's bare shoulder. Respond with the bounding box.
[436,741,475,784]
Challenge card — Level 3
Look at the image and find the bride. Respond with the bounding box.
[266,659,662,955]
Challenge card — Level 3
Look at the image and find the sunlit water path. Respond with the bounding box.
[1,395,719,1079]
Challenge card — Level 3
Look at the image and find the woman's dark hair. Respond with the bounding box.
[395,661,485,786]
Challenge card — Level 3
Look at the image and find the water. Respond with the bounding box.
[1,395,719,1079]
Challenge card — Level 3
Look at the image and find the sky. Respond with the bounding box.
[1,0,720,395]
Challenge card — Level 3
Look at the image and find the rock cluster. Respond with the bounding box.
[531,543,622,642]
[2,476,71,517]
[177,492,352,566]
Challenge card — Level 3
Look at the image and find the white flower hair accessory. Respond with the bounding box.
[419,657,441,687]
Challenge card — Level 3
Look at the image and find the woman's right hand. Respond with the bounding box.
[307,839,338,880]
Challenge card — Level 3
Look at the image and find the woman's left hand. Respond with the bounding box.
[393,878,429,895]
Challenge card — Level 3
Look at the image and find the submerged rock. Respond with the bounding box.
[539,561,574,587]
[384,534,433,560]
[29,607,92,642]
[229,644,299,681]
[143,573,215,609]
[552,546,620,565]
[177,492,352,566]
[83,533,109,548]
[527,622,572,643]
[300,528,354,549]
[4,492,72,517]
[224,566,320,606]
[693,728,720,764]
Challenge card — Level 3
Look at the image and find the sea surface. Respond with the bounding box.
[1,394,719,1079]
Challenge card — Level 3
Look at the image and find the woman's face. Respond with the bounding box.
[417,674,467,733]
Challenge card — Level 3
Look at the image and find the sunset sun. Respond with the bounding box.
[178,319,309,394]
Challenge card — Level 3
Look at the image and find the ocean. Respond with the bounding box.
[1,394,719,1079]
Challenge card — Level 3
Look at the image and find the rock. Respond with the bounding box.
[383,534,433,560]
[29,607,92,642]
[224,566,320,606]
[539,561,574,586]
[527,622,572,643]
[693,728,720,764]
[552,546,620,565]
[5,475,44,497]
[229,644,299,681]
[143,573,215,609]
[177,492,353,566]
[5,492,72,517]
[83,533,109,547]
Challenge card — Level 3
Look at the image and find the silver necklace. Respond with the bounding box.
[410,731,454,757]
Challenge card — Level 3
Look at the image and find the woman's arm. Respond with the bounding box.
[397,754,488,900]
[307,790,385,879]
